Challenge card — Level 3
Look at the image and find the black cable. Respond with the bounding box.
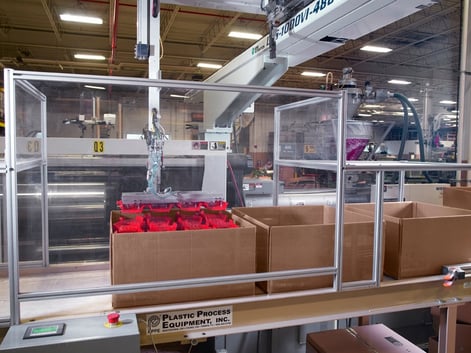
[269,23,277,59]
[393,93,433,182]
[227,159,246,207]
[152,0,159,18]
[396,98,409,160]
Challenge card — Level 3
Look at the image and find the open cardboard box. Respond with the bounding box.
[110,210,256,308]
[443,186,471,210]
[345,201,471,279]
[306,324,424,353]
[231,205,381,294]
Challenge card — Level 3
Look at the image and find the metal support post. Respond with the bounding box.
[334,91,348,291]
[148,0,161,129]
[4,69,20,324]
[373,171,384,286]
[398,170,405,201]
[40,95,49,267]
[457,0,471,185]
[438,305,457,353]
[423,84,432,160]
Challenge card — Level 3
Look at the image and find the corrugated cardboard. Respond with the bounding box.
[443,186,471,210]
[110,210,256,308]
[306,324,424,353]
[345,201,471,279]
[231,205,380,293]
[428,323,471,353]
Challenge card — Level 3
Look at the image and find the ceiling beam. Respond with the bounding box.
[161,6,181,41]
[0,11,10,39]
[40,0,62,42]
[201,13,240,54]
[312,3,460,69]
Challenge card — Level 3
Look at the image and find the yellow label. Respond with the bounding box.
[93,140,105,153]
[304,144,315,153]
[26,140,41,153]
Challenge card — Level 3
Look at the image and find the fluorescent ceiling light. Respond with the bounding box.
[388,79,411,85]
[408,98,419,102]
[170,94,188,98]
[197,62,222,69]
[360,45,392,53]
[74,53,106,60]
[440,100,457,105]
[363,104,382,108]
[357,113,372,117]
[392,111,414,116]
[228,31,262,40]
[84,85,106,90]
[301,71,326,77]
[60,13,103,24]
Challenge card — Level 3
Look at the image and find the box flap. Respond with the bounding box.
[307,327,372,353]
[307,324,424,353]
[346,202,412,223]
[353,324,425,352]
[232,206,326,226]
[414,202,471,217]
[443,187,471,210]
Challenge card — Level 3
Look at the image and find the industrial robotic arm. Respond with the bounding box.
[143,107,167,195]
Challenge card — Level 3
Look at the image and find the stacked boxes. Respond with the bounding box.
[110,210,256,308]
[232,205,380,293]
[345,201,471,279]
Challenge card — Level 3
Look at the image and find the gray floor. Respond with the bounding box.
[0,266,112,322]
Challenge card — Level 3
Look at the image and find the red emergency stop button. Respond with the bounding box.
[107,312,120,325]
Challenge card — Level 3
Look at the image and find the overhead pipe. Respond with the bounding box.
[109,0,119,76]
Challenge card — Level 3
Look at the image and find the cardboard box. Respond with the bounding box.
[231,205,380,293]
[306,324,424,353]
[428,323,471,353]
[110,210,256,308]
[443,186,471,210]
[345,202,471,279]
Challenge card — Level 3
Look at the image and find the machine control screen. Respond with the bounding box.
[23,323,65,339]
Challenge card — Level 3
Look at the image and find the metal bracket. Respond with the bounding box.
[442,263,470,287]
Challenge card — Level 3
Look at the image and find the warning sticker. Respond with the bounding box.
[146,306,232,334]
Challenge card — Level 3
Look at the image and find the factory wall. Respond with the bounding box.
[43,92,276,174]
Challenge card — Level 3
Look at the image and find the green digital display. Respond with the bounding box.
[31,326,59,335]
[24,323,65,339]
